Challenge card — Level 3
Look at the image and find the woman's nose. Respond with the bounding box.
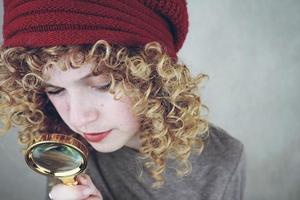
[68,100,100,131]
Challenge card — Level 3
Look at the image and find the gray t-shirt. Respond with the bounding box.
[47,123,246,200]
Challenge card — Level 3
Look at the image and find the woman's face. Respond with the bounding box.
[43,61,140,153]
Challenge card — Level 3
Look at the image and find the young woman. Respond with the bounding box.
[0,0,246,200]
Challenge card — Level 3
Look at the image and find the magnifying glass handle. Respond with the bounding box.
[59,176,78,186]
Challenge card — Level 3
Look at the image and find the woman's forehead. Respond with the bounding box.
[43,62,94,85]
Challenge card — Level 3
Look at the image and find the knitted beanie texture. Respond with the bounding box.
[2,0,189,58]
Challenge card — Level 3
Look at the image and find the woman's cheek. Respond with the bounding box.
[47,95,69,118]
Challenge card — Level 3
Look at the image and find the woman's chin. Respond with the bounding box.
[91,142,124,153]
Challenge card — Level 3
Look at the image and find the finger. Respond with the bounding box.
[86,196,103,200]
[49,183,93,200]
[77,174,90,186]
[77,174,103,198]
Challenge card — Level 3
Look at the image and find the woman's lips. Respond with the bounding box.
[83,130,111,143]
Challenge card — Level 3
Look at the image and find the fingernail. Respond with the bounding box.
[48,192,53,199]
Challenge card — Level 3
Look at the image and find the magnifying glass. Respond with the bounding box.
[25,133,89,185]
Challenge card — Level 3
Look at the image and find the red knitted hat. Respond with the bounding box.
[2,0,189,59]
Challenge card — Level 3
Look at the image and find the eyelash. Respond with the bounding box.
[46,82,111,96]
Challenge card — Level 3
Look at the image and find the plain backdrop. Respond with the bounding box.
[1,1,300,200]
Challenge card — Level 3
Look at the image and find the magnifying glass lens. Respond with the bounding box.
[32,143,83,172]
[25,133,89,185]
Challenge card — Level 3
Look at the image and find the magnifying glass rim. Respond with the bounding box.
[25,134,88,178]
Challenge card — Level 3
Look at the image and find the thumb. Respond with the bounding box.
[76,174,103,198]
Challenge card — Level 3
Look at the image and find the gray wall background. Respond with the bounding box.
[1,0,299,200]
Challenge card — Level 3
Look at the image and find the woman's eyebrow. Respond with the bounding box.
[44,72,95,88]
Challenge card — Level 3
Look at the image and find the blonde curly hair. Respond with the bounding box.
[0,40,209,188]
